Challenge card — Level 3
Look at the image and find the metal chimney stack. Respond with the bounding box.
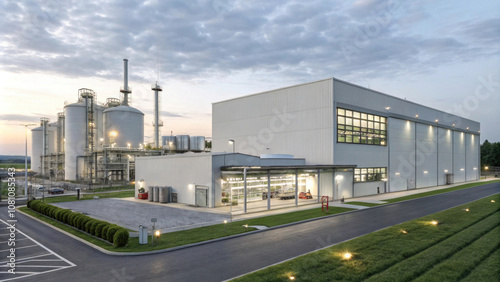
[152,81,163,148]
[120,59,132,106]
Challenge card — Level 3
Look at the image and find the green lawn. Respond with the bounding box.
[234,194,500,281]
[385,180,500,203]
[42,190,135,203]
[19,201,353,252]
[0,163,29,169]
[343,201,383,207]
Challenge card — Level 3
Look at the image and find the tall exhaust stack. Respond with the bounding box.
[152,81,163,148]
[120,59,131,106]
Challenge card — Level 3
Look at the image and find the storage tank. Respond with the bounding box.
[64,101,87,180]
[31,126,43,173]
[175,135,190,152]
[47,122,58,154]
[57,112,65,153]
[103,105,144,148]
[162,136,176,150]
[189,136,205,152]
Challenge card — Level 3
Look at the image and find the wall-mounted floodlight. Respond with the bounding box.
[228,139,235,153]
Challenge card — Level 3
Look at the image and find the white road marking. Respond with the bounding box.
[0,245,38,252]
[0,219,76,282]
[0,238,28,244]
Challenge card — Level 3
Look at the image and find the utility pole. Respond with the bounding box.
[20,123,37,199]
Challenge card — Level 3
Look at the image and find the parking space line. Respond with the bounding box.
[0,238,28,244]
[0,219,76,282]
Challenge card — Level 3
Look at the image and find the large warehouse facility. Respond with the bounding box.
[136,78,480,213]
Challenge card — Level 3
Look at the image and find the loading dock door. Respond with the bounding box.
[195,186,208,207]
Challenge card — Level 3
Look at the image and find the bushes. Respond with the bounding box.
[106,225,120,243]
[113,228,129,247]
[27,200,129,248]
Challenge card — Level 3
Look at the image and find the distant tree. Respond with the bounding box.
[481,140,500,167]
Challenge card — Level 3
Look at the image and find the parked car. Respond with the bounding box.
[48,188,64,195]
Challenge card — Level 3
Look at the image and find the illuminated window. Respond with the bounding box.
[354,167,387,182]
[337,108,387,146]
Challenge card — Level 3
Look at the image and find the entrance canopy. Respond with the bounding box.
[220,165,356,213]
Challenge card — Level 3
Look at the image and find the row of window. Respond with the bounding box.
[337,108,387,146]
[354,167,387,182]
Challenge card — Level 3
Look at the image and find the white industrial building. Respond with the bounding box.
[136,77,481,212]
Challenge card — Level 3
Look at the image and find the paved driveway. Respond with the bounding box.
[53,198,229,232]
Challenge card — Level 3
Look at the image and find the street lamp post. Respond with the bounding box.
[228,139,235,153]
[21,123,37,199]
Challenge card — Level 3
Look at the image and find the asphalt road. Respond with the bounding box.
[0,182,498,282]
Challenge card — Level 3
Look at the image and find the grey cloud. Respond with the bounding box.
[0,114,40,123]
[0,0,497,84]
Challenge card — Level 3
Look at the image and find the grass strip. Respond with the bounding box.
[42,190,134,203]
[21,201,353,252]
[461,248,500,282]
[343,201,383,207]
[367,212,500,281]
[234,194,500,281]
[385,180,500,203]
[414,225,500,282]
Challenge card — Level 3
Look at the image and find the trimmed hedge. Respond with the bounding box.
[113,228,129,247]
[106,225,120,243]
[26,200,129,248]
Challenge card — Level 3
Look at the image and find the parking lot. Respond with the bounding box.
[0,219,75,281]
[52,198,230,232]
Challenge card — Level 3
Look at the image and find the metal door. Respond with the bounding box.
[195,186,208,207]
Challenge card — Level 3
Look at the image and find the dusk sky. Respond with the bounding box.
[1,0,499,156]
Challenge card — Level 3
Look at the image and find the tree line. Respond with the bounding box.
[481,140,500,167]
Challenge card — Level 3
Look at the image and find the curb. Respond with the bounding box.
[17,181,500,256]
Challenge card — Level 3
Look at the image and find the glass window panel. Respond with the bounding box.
[374,116,380,122]
[353,127,360,132]
[345,110,352,117]
[380,117,386,123]
[381,168,386,173]
[361,175,366,182]
[353,136,360,143]
[338,108,345,116]
[346,135,353,142]
[346,126,352,131]
[353,111,360,118]
[338,116,345,124]
[361,113,367,119]
[361,168,367,174]
[353,119,361,127]
[355,169,360,174]
[338,125,345,129]
[381,123,386,130]
[338,135,345,142]
[346,118,352,125]
[368,114,374,121]
[360,137,367,144]
[368,121,374,129]
[354,175,361,182]
[361,120,367,128]
[374,122,380,130]
[367,138,373,144]
[368,168,373,173]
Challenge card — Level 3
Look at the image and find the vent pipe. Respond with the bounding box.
[120,59,131,106]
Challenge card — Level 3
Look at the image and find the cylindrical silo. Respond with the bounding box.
[103,105,144,148]
[64,102,87,180]
[47,122,58,154]
[175,135,190,152]
[57,112,65,153]
[189,136,205,152]
[31,126,43,173]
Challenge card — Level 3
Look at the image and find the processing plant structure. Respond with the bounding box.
[30,59,208,184]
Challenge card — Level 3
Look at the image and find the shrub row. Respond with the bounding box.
[27,200,129,247]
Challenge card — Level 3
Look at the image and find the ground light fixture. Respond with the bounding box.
[243,224,248,230]
[491,200,496,203]
[401,230,408,234]
[431,220,438,225]
[289,276,295,280]
[343,252,353,260]
[224,220,228,232]
[155,230,161,239]
[465,208,470,212]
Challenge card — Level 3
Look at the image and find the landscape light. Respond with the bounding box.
[289,276,295,280]
[401,230,408,234]
[155,230,160,239]
[343,252,353,260]
[243,224,248,230]
[491,200,495,203]
[485,166,489,170]
[465,208,469,212]
[431,220,438,225]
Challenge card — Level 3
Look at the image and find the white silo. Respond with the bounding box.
[64,89,101,180]
[31,126,43,173]
[103,59,144,148]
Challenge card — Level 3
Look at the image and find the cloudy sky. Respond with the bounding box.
[1,0,499,156]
